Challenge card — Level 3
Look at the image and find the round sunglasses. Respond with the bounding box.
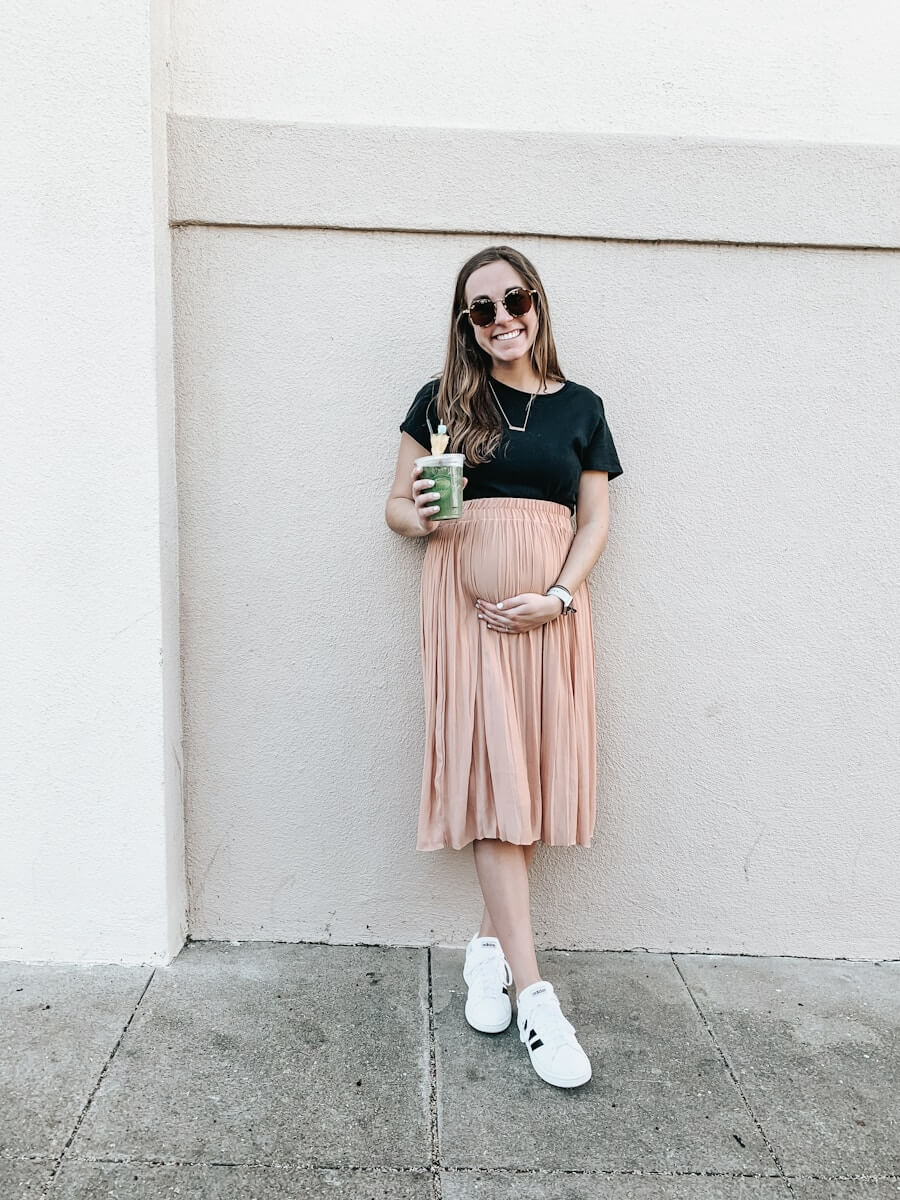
[461,286,538,328]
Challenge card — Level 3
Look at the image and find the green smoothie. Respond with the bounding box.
[416,454,464,520]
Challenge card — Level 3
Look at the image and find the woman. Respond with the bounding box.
[384,246,623,1089]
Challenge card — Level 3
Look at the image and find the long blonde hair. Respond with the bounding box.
[435,246,565,465]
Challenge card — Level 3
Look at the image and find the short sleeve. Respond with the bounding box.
[582,397,623,480]
[400,379,440,450]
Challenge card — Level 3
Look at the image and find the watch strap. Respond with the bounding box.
[546,585,577,615]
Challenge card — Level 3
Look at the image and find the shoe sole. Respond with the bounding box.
[532,1061,592,1088]
[465,1003,512,1033]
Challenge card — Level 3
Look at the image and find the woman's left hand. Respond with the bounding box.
[475,592,563,634]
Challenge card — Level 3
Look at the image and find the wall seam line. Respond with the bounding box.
[168,220,900,253]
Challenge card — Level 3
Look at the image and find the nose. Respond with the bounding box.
[491,297,514,324]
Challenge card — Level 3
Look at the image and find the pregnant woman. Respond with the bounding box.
[384,245,623,1088]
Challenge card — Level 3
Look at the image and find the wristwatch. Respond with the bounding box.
[545,584,577,616]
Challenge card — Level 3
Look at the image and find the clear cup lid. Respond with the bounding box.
[415,453,465,466]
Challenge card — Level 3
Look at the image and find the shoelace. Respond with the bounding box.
[467,952,513,1000]
[519,994,580,1056]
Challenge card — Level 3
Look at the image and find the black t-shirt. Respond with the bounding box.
[400,377,623,513]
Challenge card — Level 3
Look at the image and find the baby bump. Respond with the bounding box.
[455,514,572,604]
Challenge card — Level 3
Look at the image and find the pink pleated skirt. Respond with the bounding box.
[416,496,597,851]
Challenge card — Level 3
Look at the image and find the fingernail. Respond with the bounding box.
[497,602,504,610]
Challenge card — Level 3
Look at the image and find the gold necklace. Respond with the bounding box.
[489,381,538,432]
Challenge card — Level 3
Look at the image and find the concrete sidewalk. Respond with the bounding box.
[2,942,899,1199]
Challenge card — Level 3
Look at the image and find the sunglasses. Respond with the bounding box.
[461,286,538,328]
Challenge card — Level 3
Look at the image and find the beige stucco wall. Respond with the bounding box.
[5,1,896,963]
[171,111,900,957]
[0,0,184,963]
[170,1,900,957]
[171,0,900,143]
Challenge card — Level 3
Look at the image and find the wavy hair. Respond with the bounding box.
[434,246,565,465]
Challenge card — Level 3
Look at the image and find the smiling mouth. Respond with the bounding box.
[493,329,524,341]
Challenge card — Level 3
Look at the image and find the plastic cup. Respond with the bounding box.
[415,453,465,521]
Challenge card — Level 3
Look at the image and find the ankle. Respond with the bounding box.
[516,974,543,995]
[469,932,501,950]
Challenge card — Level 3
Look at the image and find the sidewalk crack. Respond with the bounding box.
[671,953,794,1196]
[426,946,442,1200]
[40,969,156,1197]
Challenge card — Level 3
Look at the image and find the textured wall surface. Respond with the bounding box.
[169,117,900,249]
[177,8,898,963]
[0,1,184,963]
[6,1,897,966]
[174,207,900,956]
[170,5,900,961]
[171,0,900,144]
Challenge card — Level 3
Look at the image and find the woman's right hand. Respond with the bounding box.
[410,464,467,535]
[410,464,442,534]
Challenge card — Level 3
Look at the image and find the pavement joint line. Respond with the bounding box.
[88,1160,430,1173]
[38,968,157,1199]
[184,938,900,964]
[785,1176,900,1184]
[425,946,443,1200]
[18,1154,900,1182]
[438,1166,788,1178]
[670,953,795,1197]
[32,1156,857,1179]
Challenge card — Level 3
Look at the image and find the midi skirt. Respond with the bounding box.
[416,496,597,851]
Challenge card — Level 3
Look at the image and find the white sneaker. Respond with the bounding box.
[516,980,592,1088]
[463,935,513,1033]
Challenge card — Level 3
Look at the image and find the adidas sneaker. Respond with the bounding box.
[516,979,592,1088]
[462,935,513,1033]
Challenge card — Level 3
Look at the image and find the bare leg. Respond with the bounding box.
[478,841,537,938]
[472,839,541,992]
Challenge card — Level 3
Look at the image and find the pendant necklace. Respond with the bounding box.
[489,380,539,432]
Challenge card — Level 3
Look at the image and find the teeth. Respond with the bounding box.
[494,330,522,340]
